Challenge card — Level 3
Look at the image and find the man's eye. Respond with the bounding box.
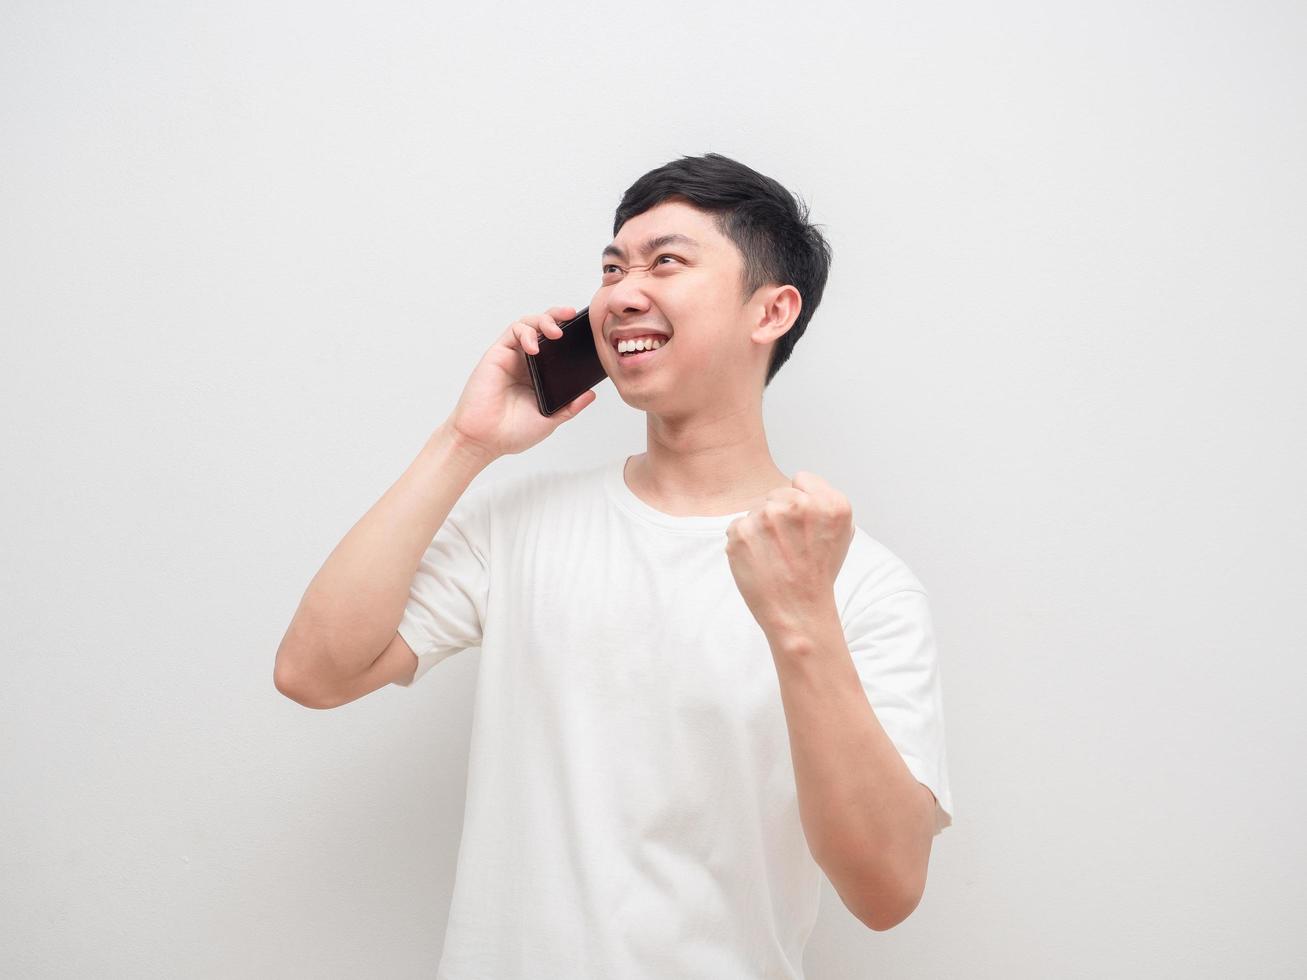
[601,255,679,277]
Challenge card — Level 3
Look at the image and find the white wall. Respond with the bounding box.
[3,1,1304,976]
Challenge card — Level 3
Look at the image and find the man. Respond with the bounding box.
[274,152,953,979]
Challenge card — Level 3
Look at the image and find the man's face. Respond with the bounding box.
[589,199,772,418]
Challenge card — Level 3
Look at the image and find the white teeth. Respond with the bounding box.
[616,336,666,354]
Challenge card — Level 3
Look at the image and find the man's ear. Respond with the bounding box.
[751,284,802,345]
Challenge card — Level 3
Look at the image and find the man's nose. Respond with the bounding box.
[606,267,656,313]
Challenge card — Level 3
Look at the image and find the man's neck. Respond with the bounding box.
[624,441,791,517]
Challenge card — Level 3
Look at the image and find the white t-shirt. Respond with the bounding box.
[397,454,953,979]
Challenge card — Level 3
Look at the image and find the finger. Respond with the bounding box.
[517,314,552,346]
[539,312,560,338]
[559,389,595,418]
[497,321,520,352]
[514,320,540,355]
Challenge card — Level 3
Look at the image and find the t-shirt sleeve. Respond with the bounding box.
[393,481,493,688]
[844,587,954,835]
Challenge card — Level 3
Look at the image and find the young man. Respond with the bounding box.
[274,152,953,979]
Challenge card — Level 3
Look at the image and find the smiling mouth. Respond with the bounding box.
[613,336,669,365]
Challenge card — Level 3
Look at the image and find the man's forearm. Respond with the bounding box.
[765,600,935,930]
[275,421,494,689]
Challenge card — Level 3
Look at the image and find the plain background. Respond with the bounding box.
[3,1,1304,976]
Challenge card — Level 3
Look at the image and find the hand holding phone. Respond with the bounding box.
[445,306,599,461]
[522,307,607,417]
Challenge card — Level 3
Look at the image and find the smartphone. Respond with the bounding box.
[524,306,608,416]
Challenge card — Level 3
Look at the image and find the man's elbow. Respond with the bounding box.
[859,883,924,931]
[854,856,928,931]
[861,798,937,930]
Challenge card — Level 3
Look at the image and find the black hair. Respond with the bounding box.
[612,152,833,388]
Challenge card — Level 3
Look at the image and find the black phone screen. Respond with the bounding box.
[524,306,608,416]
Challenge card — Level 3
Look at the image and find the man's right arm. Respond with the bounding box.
[273,420,496,709]
[274,303,593,707]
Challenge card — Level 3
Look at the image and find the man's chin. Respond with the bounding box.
[612,382,672,412]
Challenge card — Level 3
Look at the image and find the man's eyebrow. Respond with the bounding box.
[601,233,702,262]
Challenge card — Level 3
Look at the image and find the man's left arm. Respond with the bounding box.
[722,470,942,931]
[765,600,939,932]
